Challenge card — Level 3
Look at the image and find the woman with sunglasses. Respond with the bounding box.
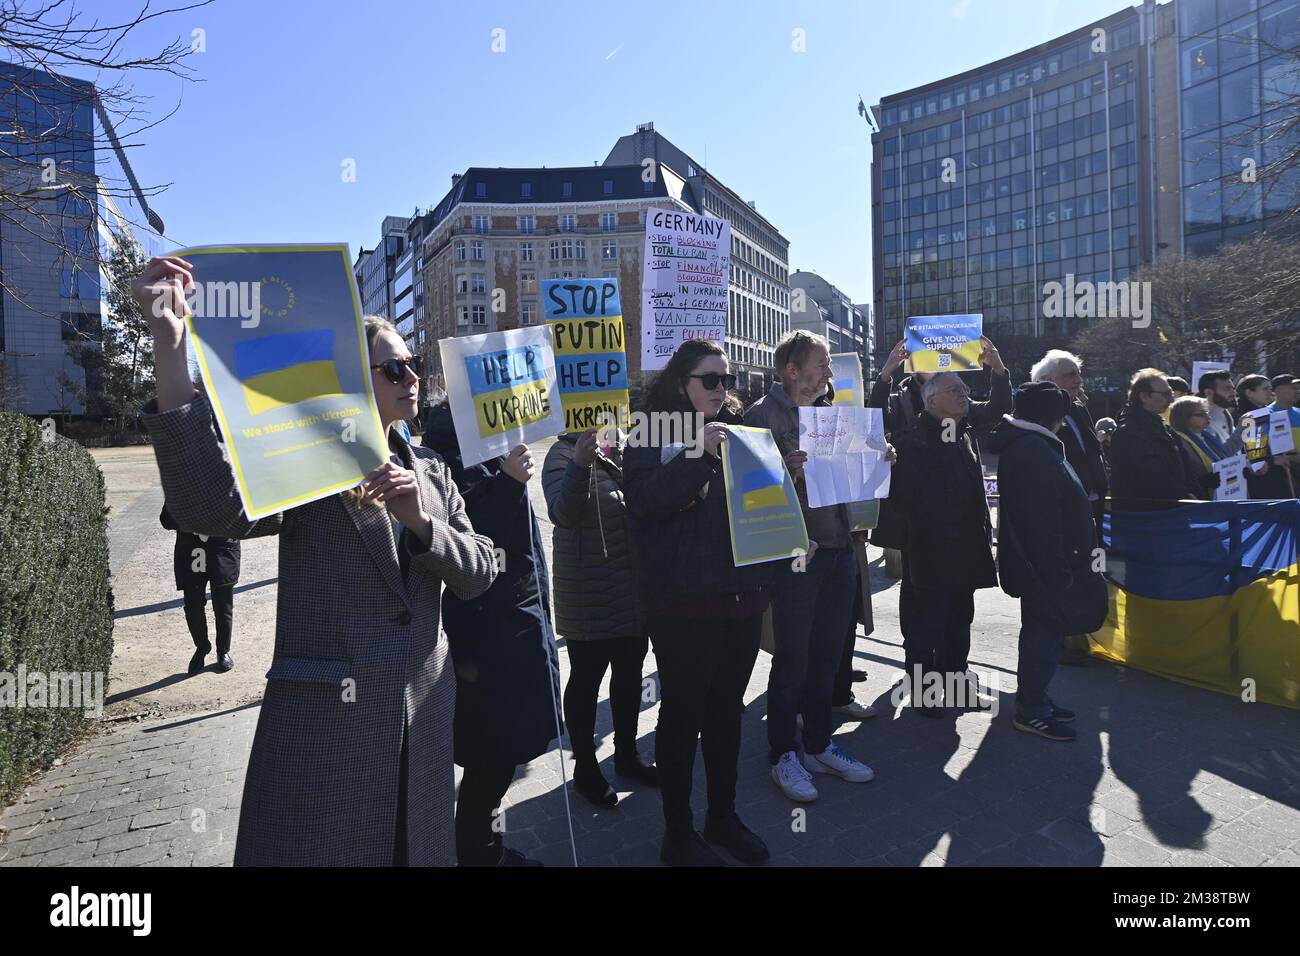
[422,400,560,866]
[131,256,498,866]
[624,339,774,866]
[1169,395,1228,500]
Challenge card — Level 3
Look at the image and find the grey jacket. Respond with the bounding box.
[744,384,851,549]
[142,392,497,866]
[542,436,642,640]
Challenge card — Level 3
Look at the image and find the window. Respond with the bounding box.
[520,242,534,262]
[458,306,470,325]
[603,179,614,195]
[454,240,466,262]
[473,215,490,234]
[521,303,536,325]
[456,274,468,293]
[521,182,532,198]
[562,181,573,197]
[575,239,587,259]
[643,180,653,193]
[602,270,617,279]
[602,240,617,260]
[601,212,617,230]
[522,271,537,295]
[471,305,487,325]
[560,214,576,232]
[471,273,486,294]
[518,215,535,234]
[550,239,585,260]
[475,182,486,198]
[470,240,484,260]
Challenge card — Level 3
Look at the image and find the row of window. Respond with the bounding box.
[474,212,624,234]
[883,138,1137,194]
[879,34,1137,128]
[469,179,654,200]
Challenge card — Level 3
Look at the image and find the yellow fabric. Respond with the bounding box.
[1174,429,1213,472]
[1089,571,1300,709]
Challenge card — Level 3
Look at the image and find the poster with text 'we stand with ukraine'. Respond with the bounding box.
[439,325,566,467]
[542,278,629,432]
[178,244,388,520]
[904,313,984,373]
[641,207,730,371]
[722,425,809,567]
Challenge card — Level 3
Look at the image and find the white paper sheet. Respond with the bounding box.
[1213,453,1248,501]
[799,406,891,508]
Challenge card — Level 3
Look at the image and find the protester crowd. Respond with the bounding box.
[131,255,1298,868]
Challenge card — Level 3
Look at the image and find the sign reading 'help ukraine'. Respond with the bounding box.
[178,244,387,520]
[440,325,566,467]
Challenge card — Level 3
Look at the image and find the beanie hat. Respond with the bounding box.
[1013,381,1073,428]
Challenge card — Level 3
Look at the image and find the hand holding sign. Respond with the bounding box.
[979,337,1007,374]
[502,444,536,483]
[363,459,425,529]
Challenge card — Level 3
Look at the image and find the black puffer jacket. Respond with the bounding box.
[1108,403,1195,511]
[624,406,773,609]
[888,410,997,593]
[542,435,642,641]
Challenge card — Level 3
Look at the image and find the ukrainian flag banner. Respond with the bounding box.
[176,244,388,520]
[830,353,864,407]
[722,425,809,566]
[439,325,566,467]
[1091,500,1300,708]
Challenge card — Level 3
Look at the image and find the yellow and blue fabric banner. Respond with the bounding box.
[439,325,566,467]
[178,244,387,520]
[722,425,809,567]
[1090,500,1300,709]
[542,278,630,433]
[829,352,865,407]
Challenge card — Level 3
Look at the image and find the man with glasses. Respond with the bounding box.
[1108,369,1195,511]
[889,369,1003,716]
[744,330,878,802]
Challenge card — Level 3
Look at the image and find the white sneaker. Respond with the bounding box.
[803,742,875,783]
[771,750,818,802]
[831,699,877,720]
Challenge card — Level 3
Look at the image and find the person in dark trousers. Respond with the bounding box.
[745,331,880,803]
[543,426,657,808]
[161,504,241,674]
[423,403,560,867]
[1108,369,1197,511]
[625,338,773,867]
[889,369,1003,716]
[988,383,1106,742]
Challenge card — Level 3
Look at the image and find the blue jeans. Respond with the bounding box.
[767,546,857,760]
[1016,592,1063,721]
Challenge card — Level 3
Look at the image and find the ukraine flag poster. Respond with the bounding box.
[177,244,387,519]
[722,425,809,566]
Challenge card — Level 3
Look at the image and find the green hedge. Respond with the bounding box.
[0,414,114,803]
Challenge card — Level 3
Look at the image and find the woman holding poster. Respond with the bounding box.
[133,256,499,867]
[624,339,773,867]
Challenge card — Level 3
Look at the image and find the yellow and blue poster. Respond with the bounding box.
[1091,501,1300,709]
[722,425,809,567]
[177,244,387,520]
[830,352,865,407]
[904,313,984,373]
[439,325,566,467]
[542,278,630,433]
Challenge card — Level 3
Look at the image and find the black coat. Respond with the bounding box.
[160,506,240,591]
[870,371,1012,550]
[987,417,1099,598]
[1108,403,1195,511]
[1058,401,1109,501]
[421,404,561,769]
[887,410,998,593]
[624,406,773,611]
[542,435,643,641]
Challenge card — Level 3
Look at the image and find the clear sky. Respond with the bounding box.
[89,0,1131,303]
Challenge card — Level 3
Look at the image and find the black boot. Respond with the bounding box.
[216,652,234,672]
[660,831,727,867]
[573,762,618,808]
[703,811,770,864]
[614,751,659,787]
[187,643,211,676]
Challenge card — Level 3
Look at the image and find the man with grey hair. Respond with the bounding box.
[1031,349,1109,666]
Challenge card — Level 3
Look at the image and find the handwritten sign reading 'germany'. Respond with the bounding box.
[640,207,731,371]
[542,278,630,433]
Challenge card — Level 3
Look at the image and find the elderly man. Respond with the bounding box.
[1030,350,1108,535]
[889,369,1002,716]
[1108,369,1196,510]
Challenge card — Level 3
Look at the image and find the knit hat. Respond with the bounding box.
[1013,381,1073,428]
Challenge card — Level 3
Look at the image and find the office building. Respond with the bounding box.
[789,270,874,379]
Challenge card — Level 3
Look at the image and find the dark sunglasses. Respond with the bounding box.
[688,372,737,391]
[370,355,423,384]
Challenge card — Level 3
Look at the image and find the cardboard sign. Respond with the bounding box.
[641,207,730,370]
[439,325,566,467]
[904,313,984,373]
[1191,361,1230,394]
[176,243,387,519]
[1213,454,1248,501]
[542,278,630,433]
[722,425,809,566]
[830,352,865,407]
[1269,410,1296,455]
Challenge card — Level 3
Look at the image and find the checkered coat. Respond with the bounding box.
[142,393,497,866]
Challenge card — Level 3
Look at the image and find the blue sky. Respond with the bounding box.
[90,0,1130,303]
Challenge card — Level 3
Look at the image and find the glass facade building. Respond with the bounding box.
[871,9,1147,370]
[1179,0,1300,255]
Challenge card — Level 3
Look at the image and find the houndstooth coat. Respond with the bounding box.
[142,393,497,866]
